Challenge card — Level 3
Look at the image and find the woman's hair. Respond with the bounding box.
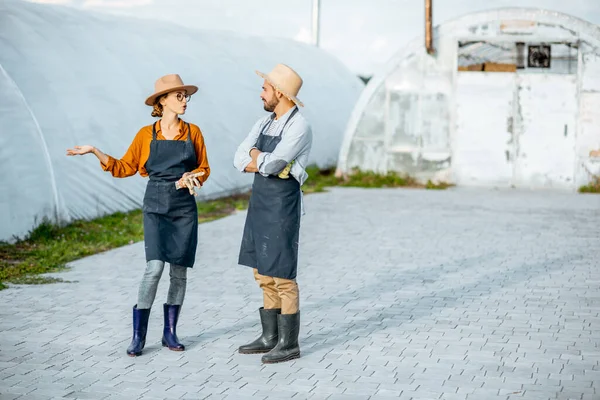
[151,95,166,117]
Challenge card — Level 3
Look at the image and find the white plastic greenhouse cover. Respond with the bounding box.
[337,7,600,189]
[0,0,363,242]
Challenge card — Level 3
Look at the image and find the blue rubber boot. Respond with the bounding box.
[161,303,185,351]
[126,305,151,357]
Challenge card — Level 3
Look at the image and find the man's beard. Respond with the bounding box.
[263,97,279,112]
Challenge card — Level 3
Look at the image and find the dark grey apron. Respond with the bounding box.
[143,121,198,268]
[238,108,301,280]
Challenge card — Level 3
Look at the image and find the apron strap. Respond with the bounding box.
[185,122,191,142]
[260,117,275,136]
[277,108,299,137]
[259,107,299,138]
[152,121,158,141]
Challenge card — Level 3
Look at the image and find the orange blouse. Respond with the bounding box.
[101,119,210,184]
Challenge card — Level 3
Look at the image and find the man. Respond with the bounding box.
[233,64,312,364]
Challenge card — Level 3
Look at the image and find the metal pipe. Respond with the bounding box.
[312,0,321,47]
[425,0,434,55]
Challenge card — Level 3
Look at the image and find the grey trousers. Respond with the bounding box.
[137,260,187,309]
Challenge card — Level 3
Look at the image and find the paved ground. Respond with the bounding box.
[0,187,599,400]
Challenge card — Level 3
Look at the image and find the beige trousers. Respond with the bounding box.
[253,268,299,314]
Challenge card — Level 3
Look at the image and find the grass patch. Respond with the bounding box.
[303,166,452,193]
[0,211,146,289]
[0,195,249,290]
[197,192,251,223]
[0,167,450,289]
[578,176,600,193]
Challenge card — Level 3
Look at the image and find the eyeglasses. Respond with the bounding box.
[173,92,191,102]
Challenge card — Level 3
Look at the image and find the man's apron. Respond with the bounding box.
[143,121,198,268]
[238,109,301,280]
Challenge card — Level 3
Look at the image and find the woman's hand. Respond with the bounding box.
[177,172,205,196]
[66,145,95,156]
[182,172,203,187]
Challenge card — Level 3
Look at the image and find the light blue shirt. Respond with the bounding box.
[234,106,313,214]
[233,106,312,185]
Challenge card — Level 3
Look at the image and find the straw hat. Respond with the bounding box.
[145,74,198,106]
[255,64,304,107]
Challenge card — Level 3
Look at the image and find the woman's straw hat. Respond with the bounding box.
[145,74,198,106]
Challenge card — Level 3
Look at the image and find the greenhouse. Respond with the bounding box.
[337,8,600,190]
[0,0,363,241]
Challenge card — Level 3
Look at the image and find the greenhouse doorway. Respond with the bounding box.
[453,39,579,188]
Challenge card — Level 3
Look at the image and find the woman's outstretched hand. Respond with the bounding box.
[66,145,95,156]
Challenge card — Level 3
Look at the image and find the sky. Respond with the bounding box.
[25,0,600,76]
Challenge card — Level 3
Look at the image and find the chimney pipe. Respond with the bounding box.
[425,0,434,55]
[312,0,321,47]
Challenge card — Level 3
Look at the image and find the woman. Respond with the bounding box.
[66,74,210,357]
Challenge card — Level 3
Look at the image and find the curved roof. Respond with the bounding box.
[0,0,363,241]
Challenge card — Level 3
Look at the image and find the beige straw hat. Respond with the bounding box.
[255,64,304,107]
[145,74,198,106]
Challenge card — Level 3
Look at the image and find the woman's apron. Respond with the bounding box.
[143,121,198,268]
[238,109,301,280]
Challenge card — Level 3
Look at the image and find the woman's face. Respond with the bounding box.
[161,90,190,115]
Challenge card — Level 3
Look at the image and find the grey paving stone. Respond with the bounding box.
[0,394,22,400]
[64,391,113,399]
[0,188,598,400]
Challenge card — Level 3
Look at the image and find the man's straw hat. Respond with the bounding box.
[255,64,304,107]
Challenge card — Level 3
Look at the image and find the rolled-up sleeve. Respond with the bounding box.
[256,120,312,176]
[101,128,143,178]
[234,119,263,172]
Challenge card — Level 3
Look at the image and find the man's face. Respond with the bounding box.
[260,80,279,112]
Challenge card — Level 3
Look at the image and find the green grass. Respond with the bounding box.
[0,211,145,289]
[578,177,600,193]
[0,195,251,290]
[196,192,251,223]
[0,166,450,289]
[303,166,451,193]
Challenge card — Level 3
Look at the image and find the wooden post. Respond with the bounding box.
[425,0,434,55]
